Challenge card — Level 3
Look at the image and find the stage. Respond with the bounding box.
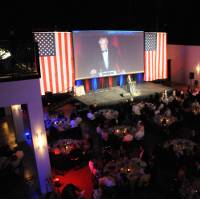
[74,82,172,106]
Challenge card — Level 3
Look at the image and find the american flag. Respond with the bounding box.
[34,32,74,95]
[144,32,167,81]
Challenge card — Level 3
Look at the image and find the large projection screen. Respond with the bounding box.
[73,30,144,80]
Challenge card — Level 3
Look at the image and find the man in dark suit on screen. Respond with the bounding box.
[90,37,124,77]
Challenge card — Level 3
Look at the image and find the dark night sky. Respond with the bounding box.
[1,0,199,45]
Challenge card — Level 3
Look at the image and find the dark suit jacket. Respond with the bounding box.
[90,44,122,74]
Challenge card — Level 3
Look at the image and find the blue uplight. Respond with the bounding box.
[25,131,31,143]
[92,78,98,91]
[75,80,83,86]
[119,75,124,86]
[136,73,143,83]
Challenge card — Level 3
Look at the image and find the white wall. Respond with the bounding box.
[168,44,200,85]
[168,44,186,84]
[184,46,200,85]
[0,79,51,195]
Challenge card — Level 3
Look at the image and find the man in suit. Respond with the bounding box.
[90,37,123,77]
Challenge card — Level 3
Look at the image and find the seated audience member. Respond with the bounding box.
[70,113,82,128]
[96,123,103,135]
[86,105,96,120]
[135,121,144,141]
[87,111,95,120]
[180,90,185,99]
[165,107,172,117]
[169,90,177,102]
[160,90,169,104]
[132,101,144,116]
[99,176,116,188]
[123,134,134,142]
[93,185,102,199]
[88,159,98,176]
[10,149,24,174]
[61,184,84,199]
[100,129,108,140]
[70,113,78,128]
[75,114,82,125]
[98,177,117,199]
[158,102,164,112]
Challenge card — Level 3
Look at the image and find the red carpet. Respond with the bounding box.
[53,166,93,199]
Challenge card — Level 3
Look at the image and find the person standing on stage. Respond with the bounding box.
[126,75,132,92]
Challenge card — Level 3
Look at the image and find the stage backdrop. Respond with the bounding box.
[34,31,167,95]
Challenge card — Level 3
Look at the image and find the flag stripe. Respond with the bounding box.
[44,57,50,91]
[144,52,148,81]
[39,57,45,95]
[67,33,73,90]
[50,56,56,93]
[153,50,156,80]
[57,32,63,92]
[63,32,69,91]
[61,32,67,92]
[149,52,152,81]
[153,50,156,81]
[47,56,53,92]
[55,33,62,92]
[68,34,75,89]
[160,33,163,79]
[40,57,47,93]
[156,34,159,79]
[158,33,161,79]
[161,33,164,78]
[53,56,59,93]
[148,52,151,81]
[58,32,65,92]
[151,51,154,81]
[163,33,167,78]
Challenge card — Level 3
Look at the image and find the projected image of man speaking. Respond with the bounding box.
[90,37,123,76]
[73,31,144,80]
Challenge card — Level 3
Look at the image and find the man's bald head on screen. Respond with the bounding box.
[98,37,109,51]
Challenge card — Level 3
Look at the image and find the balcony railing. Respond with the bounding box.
[0,40,40,82]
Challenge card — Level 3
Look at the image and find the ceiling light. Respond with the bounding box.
[0,48,11,60]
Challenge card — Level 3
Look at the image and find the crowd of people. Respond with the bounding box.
[46,86,200,199]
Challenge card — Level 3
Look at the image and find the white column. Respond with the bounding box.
[11,105,25,142]
[27,82,52,195]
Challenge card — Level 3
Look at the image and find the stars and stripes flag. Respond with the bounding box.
[34,32,74,95]
[144,32,167,81]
